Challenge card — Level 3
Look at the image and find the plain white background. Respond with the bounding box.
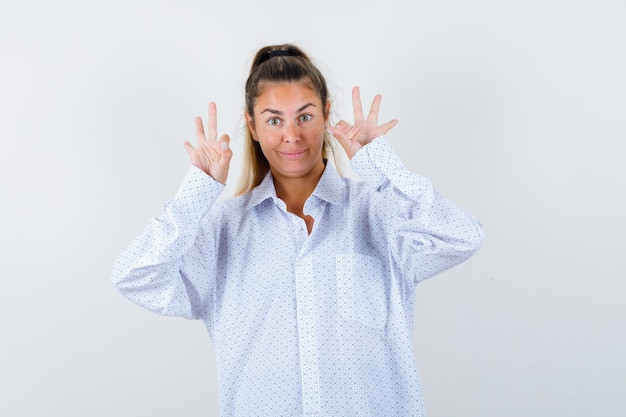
[1,0,624,416]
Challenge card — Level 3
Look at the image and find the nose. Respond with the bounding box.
[283,122,299,143]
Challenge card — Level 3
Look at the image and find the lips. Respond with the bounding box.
[279,149,307,160]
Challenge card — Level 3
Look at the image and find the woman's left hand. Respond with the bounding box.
[327,86,398,159]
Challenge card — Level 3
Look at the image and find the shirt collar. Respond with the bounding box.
[311,161,345,206]
[246,170,278,210]
[245,162,346,210]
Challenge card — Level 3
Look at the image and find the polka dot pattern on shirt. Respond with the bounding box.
[112,136,484,417]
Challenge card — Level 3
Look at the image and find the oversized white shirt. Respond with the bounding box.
[112,136,484,417]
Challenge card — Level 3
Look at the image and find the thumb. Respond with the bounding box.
[327,126,358,159]
[218,133,231,153]
[327,125,346,145]
[217,134,233,165]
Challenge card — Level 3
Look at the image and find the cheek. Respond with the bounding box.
[256,135,280,157]
[309,126,327,145]
[257,131,279,147]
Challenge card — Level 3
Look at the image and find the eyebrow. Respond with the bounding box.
[260,103,316,115]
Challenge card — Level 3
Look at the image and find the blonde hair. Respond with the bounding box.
[236,44,341,196]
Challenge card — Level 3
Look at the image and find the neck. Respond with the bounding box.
[272,165,324,216]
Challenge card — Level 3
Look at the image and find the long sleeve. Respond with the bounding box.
[111,166,225,320]
[350,136,484,284]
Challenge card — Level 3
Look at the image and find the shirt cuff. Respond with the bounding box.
[350,136,430,198]
[170,165,226,221]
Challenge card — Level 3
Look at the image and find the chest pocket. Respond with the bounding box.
[336,253,388,329]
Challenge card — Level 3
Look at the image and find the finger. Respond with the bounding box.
[184,140,203,169]
[207,102,218,142]
[379,118,399,134]
[194,117,206,143]
[327,125,347,143]
[366,94,382,123]
[334,120,353,134]
[352,86,364,123]
[203,133,231,160]
[327,126,355,157]
[183,140,196,154]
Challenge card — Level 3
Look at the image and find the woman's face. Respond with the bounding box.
[246,81,329,183]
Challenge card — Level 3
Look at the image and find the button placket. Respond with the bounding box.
[295,255,321,415]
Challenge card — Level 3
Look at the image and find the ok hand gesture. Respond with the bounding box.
[184,102,232,184]
[328,86,398,159]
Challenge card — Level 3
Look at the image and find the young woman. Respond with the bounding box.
[112,44,484,417]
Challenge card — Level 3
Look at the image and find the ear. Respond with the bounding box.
[245,111,258,141]
[324,101,331,125]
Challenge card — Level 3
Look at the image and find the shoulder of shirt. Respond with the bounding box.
[196,192,250,230]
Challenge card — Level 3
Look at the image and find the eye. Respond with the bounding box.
[299,114,312,122]
[267,117,281,126]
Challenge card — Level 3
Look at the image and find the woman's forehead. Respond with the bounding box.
[254,82,322,110]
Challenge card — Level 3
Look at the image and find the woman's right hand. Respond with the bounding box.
[184,102,232,184]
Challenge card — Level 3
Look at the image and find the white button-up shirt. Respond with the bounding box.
[112,136,484,417]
